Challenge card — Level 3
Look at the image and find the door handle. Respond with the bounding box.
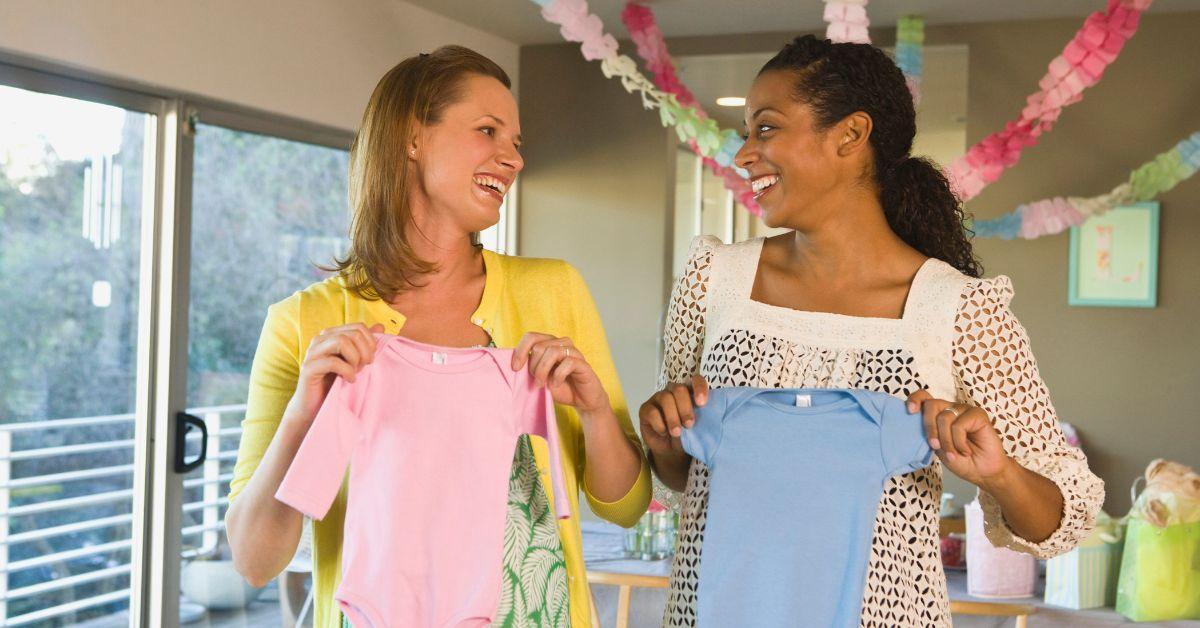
[174,412,208,473]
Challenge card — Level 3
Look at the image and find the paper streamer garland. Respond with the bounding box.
[538,0,618,61]
[621,2,760,213]
[824,0,870,44]
[948,0,1154,201]
[621,2,696,108]
[532,0,747,165]
[895,15,924,105]
[533,0,1190,239]
[972,131,1200,239]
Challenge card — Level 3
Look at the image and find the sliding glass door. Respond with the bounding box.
[177,117,350,628]
[0,73,157,627]
[0,59,356,628]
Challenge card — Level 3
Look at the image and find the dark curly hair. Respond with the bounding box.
[761,35,982,277]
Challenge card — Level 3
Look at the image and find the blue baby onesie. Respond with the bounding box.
[680,387,934,628]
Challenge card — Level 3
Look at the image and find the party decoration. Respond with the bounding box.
[949,0,1154,201]
[621,2,696,108]
[534,0,1184,232]
[823,0,871,44]
[533,0,746,172]
[538,0,618,61]
[894,15,924,104]
[621,2,760,213]
[972,131,1199,239]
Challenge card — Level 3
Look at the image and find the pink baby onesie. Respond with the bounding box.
[275,334,571,628]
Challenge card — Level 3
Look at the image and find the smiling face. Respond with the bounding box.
[735,70,862,230]
[409,73,524,234]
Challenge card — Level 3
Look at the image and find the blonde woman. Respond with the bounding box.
[225,46,651,628]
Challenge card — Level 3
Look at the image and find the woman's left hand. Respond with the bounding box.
[513,332,611,415]
[906,390,1012,489]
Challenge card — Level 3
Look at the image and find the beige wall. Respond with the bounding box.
[0,0,519,130]
[520,12,1200,515]
[519,44,676,423]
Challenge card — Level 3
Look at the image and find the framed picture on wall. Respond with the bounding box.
[1068,201,1160,308]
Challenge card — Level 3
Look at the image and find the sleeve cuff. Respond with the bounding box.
[274,487,330,521]
[977,455,1104,559]
[583,449,653,528]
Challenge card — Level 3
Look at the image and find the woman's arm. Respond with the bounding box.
[945,276,1104,557]
[642,380,705,494]
[225,306,380,586]
[513,331,644,503]
[511,265,651,526]
[578,402,645,503]
[907,390,1066,543]
[224,404,311,587]
[976,458,1066,542]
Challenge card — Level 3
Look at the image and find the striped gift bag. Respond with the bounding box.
[1044,511,1124,609]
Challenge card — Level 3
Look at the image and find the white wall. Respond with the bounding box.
[0,0,519,131]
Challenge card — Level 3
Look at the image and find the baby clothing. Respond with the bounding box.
[276,334,571,628]
[680,387,933,628]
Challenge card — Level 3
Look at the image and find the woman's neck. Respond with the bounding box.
[399,202,485,296]
[782,189,917,280]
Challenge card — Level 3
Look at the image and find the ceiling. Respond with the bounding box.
[404,0,1199,46]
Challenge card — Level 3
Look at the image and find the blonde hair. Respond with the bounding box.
[329,45,511,300]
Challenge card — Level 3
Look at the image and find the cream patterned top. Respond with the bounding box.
[653,236,1104,627]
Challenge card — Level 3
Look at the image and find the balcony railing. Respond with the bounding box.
[1,405,247,626]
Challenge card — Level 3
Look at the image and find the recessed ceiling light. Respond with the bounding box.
[716,97,746,107]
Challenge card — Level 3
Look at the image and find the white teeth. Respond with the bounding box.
[473,175,507,195]
[751,175,779,194]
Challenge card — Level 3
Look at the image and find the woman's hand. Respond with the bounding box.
[512,332,610,415]
[288,322,384,423]
[639,375,709,459]
[906,390,1012,489]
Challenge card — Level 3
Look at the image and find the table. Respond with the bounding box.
[581,521,1200,628]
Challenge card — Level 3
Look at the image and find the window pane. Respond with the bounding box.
[181,123,349,627]
[0,84,151,627]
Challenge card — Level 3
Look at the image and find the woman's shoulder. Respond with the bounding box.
[263,275,356,331]
[966,272,1015,307]
[682,235,764,273]
[487,249,581,287]
[688,234,763,256]
[918,259,1015,309]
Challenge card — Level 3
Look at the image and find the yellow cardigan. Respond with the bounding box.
[229,248,651,628]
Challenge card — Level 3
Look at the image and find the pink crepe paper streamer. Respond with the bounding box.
[949,0,1152,200]
[905,75,921,105]
[622,2,761,215]
[542,0,619,61]
[823,1,871,44]
[1019,197,1085,239]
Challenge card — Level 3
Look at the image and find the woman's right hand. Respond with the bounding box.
[638,375,709,457]
[287,322,384,422]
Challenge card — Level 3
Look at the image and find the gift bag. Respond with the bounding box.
[965,499,1037,598]
[1115,518,1200,620]
[1115,459,1200,621]
[1044,511,1123,609]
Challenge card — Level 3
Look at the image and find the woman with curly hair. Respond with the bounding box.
[639,35,1103,626]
